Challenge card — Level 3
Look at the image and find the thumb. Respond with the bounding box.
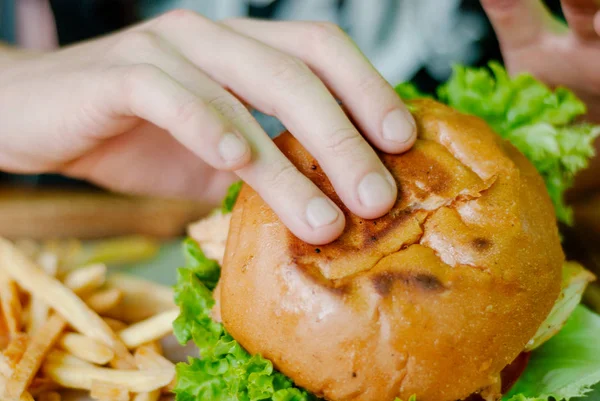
[481,0,557,49]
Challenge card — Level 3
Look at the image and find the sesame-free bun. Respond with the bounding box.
[218,99,563,401]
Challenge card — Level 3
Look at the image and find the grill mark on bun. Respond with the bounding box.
[380,142,454,199]
[372,271,445,296]
[295,262,353,296]
[285,205,417,267]
[472,237,492,251]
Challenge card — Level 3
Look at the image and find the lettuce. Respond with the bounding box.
[504,306,600,401]
[393,82,431,101]
[396,62,600,224]
[222,181,243,214]
[172,240,316,401]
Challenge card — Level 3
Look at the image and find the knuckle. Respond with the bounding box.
[324,127,365,157]
[308,21,346,43]
[207,94,247,120]
[111,31,161,58]
[305,22,348,52]
[153,8,214,33]
[157,8,202,25]
[123,63,162,88]
[207,94,255,127]
[264,161,300,189]
[356,73,390,95]
[268,54,314,90]
[122,63,162,96]
[171,97,205,127]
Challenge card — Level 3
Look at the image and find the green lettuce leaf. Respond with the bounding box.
[504,305,600,401]
[394,396,417,401]
[396,62,600,224]
[393,82,431,101]
[172,240,317,401]
[222,181,243,214]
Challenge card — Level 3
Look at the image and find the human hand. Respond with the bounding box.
[482,0,600,122]
[0,11,416,245]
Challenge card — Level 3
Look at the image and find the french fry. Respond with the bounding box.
[45,349,90,367]
[0,269,22,335]
[91,380,129,401]
[0,237,184,400]
[5,314,66,401]
[27,299,48,335]
[104,274,174,323]
[27,377,60,397]
[37,391,61,401]
[0,353,12,376]
[133,345,175,372]
[119,310,178,349]
[22,391,34,401]
[102,318,127,332]
[140,341,162,354]
[42,351,174,393]
[0,312,9,348]
[4,333,29,368]
[20,302,30,331]
[0,374,34,401]
[0,238,135,369]
[134,344,176,391]
[58,333,114,365]
[132,390,160,401]
[85,289,123,315]
[63,263,107,296]
[28,252,59,334]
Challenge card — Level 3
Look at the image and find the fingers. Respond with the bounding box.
[481,0,556,49]
[106,31,346,244]
[560,0,600,40]
[236,149,347,245]
[595,10,600,35]
[221,19,416,154]
[109,63,251,171]
[150,11,398,220]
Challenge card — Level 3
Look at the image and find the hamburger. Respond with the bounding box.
[172,63,600,401]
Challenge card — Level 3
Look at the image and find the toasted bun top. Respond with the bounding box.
[218,99,563,401]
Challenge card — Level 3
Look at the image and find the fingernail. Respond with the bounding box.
[305,197,340,229]
[382,108,416,144]
[218,133,249,163]
[358,172,396,209]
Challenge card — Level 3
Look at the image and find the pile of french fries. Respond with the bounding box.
[0,237,179,401]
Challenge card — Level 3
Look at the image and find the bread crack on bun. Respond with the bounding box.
[215,99,564,401]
